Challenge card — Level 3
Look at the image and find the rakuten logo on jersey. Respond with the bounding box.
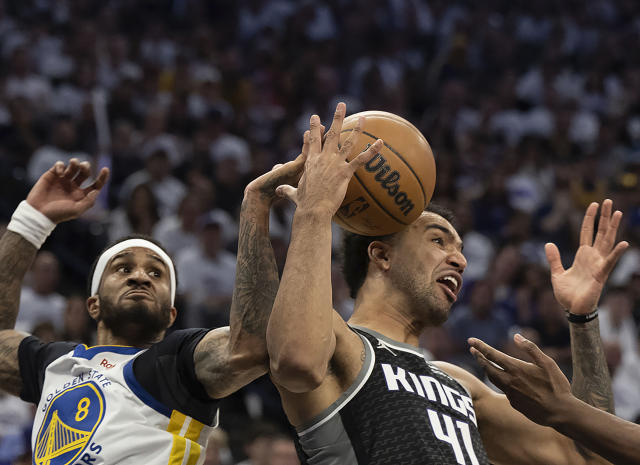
[381,363,477,425]
[99,359,116,369]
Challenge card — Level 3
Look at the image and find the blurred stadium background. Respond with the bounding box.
[1,0,639,464]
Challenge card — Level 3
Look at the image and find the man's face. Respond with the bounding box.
[96,247,174,341]
[387,212,466,326]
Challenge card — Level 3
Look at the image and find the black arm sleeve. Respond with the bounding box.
[18,336,78,404]
[132,328,219,425]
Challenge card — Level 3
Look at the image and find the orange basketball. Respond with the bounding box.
[334,111,436,236]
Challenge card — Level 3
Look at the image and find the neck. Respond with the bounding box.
[96,322,164,348]
[348,278,423,346]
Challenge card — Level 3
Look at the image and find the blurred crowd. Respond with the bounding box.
[1,0,640,463]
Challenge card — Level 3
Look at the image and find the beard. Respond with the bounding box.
[389,262,451,327]
[98,293,172,345]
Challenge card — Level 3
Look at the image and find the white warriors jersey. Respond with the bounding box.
[19,329,219,465]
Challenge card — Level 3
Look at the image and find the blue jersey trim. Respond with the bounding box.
[123,358,172,418]
[73,344,143,360]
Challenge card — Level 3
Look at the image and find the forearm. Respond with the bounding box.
[554,396,640,464]
[569,318,614,413]
[0,231,38,329]
[266,209,336,389]
[228,197,279,370]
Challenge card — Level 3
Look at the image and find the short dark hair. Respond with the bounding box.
[341,203,456,299]
[86,234,177,297]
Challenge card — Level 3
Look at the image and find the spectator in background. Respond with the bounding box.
[60,294,94,345]
[176,209,237,328]
[527,287,572,374]
[266,435,299,465]
[235,421,281,465]
[107,182,159,242]
[153,191,206,257]
[15,251,65,334]
[119,146,186,217]
[446,279,510,376]
[27,116,90,184]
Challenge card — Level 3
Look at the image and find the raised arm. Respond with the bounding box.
[193,151,307,399]
[545,199,627,415]
[266,103,382,393]
[0,159,109,396]
[469,335,640,464]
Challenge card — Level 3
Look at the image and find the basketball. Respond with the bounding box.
[334,111,436,236]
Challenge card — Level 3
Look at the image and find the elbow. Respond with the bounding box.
[269,351,327,393]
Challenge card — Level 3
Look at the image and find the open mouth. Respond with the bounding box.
[436,275,460,302]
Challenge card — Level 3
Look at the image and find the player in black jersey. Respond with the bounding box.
[268,102,627,465]
[0,155,306,463]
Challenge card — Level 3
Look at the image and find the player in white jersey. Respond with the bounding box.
[0,155,306,465]
[267,103,628,464]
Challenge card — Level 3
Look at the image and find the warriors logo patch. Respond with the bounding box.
[34,382,105,465]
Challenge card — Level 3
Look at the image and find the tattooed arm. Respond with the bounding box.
[0,232,36,396]
[194,154,307,398]
[0,159,108,395]
[546,200,626,413]
[544,199,627,461]
[0,232,38,330]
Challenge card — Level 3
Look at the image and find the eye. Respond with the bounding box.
[432,237,444,245]
[117,265,130,273]
[149,269,162,278]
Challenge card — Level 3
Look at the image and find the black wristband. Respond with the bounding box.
[566,309,598,323]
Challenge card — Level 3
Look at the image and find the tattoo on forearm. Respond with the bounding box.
[570,320,615,414]
[0,232,37,329]
[229,201,279,340]
[0,331,25,397]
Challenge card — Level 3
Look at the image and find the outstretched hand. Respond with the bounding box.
[545,199,628,314]
[468,335,572,427]
[276,102,384,216]
[26,159,109,224]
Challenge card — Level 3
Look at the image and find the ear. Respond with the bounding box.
[368,241,392,272]
[86,295,100,321]
[168,307,177,328]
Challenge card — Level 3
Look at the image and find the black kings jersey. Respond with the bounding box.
[295,326,489,465]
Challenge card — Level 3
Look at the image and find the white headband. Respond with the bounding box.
[90,239,176,305]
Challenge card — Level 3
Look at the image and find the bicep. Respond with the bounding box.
[0,330,26,397]
[194,327,265,399]
[433,362,596,465]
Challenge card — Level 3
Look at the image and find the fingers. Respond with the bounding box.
[467,337,517,371]
[49,161,65,176]
[73,161,92,186]
[275,184,298,203]
[593,199,611,247]
[62,158,80,181]
[350,138,383,171]
[579,202,599,246]
[603,209,623,250]
[469,346,511,389]
[83,167,110,194]
[339,116,364,161]
[323,102,347,153]
[308,115,323,155]
[602,240,629,276]
[300,130,311,160]
[544,243,564,276]
[512,334,549,368]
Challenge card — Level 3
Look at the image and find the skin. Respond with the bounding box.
[0,153,306,401]
[469,335,640,465]
[267,102,625,465]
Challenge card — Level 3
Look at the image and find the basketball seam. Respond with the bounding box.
[341,129,428,204]
[351,172,411,226]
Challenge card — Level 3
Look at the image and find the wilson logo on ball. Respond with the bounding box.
[364,152,415,216]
